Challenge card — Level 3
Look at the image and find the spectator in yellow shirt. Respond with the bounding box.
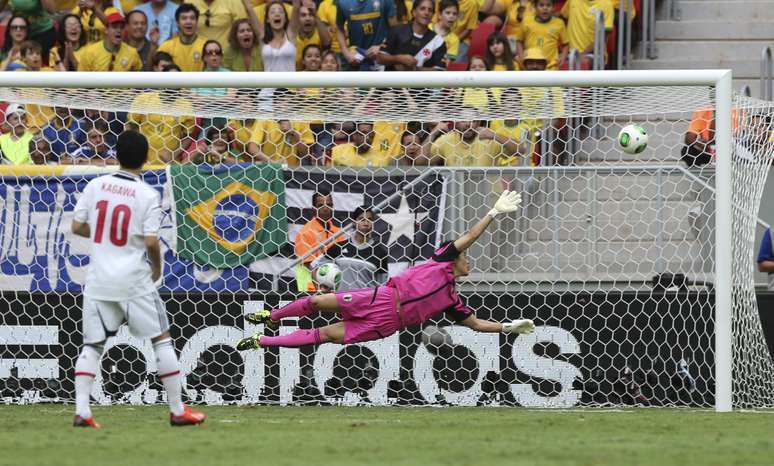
[433,0,476,59]
[78,12,143,71]
[316,0,341,55]
[188,0,248,46]
[127,67,196,164]
[331,122,394,168]
[430,110,523,166]
[0,105,35,166]
[515,0,568,70]
[484,31,517,70]
[429,0,461,64]
[10,41,55,132]
[73,0,120,44]
[246,119,314,166]
[503,0,534,49]
[157,4,208,71]
[560,0,613,68]
[294,0,330,69]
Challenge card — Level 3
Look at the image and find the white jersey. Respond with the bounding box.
[73,170,162,300]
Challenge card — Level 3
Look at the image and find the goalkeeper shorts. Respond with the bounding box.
[336,286,401,344]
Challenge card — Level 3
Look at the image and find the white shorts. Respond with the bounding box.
[82,292,170,344]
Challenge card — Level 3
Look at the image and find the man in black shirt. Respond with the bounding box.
[376,0,446,71]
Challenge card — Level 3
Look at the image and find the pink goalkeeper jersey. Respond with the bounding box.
[386,242,473,327]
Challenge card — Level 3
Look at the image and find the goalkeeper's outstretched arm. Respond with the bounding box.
[459,314,535,335]
[453,190,522,253]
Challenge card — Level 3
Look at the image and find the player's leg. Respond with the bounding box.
[244,292,343,328]
[73,298,124,428]
[129,293,205,426]
[239,322,346,350]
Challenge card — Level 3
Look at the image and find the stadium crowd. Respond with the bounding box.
[0,0,633,167]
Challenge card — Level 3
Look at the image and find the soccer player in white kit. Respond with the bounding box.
[71,130,206,428]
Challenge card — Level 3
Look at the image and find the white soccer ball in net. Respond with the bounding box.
[315,263,342,291]
[618,124,649,154]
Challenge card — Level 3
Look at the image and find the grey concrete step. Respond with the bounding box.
[642,40,772,61]
[524,201,695,242]
[550,174,699,202]
[656,21,774,40]
[677,1,774,20]
[508,240,709,276]
[630,58,761,78]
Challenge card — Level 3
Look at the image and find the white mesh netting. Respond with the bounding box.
[0,79,772,408]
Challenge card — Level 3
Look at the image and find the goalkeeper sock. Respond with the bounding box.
[271,297,315,321]
[74,344,102,419]
[259,328,328,348]
[153,338,185,416]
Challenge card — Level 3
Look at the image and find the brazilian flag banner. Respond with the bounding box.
[170,163,287,268]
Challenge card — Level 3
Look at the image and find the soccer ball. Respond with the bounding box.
[618,124,648,154]
[315,263,342,291]
[421,325,453,355]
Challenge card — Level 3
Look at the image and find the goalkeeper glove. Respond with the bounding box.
[503,319,535,335]
[488,190,522,218]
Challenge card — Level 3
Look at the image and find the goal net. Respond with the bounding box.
[0,71,771,410]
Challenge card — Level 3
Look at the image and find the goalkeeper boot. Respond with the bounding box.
[73,415,101,429]
[236,333,263,351]
[170,405,207,427]
[244,310,280,331]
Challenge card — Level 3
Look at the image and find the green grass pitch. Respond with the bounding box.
[1,405,773,466]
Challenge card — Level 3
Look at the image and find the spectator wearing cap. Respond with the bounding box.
[187,0,248,46]
[125,10,159,69]
[72,0,122,44]
[157,4,209,71]
[379,0,446,71]
[0,105,35,166]
[77,12,143,71]
[132,0,179,45]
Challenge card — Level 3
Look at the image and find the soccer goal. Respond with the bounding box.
[0,70,769,412]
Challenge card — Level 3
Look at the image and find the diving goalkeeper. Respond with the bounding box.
[236,190,535,350]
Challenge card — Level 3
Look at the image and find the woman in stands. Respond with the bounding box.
[485,31,518,70]
[50,14,87,72]
[223,18,263,72]
[0,15,30,70]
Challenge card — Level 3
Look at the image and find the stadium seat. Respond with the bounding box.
[447,62,468,71]
[468,23,496,60]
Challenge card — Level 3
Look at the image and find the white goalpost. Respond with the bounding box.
[0,70,765,412]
